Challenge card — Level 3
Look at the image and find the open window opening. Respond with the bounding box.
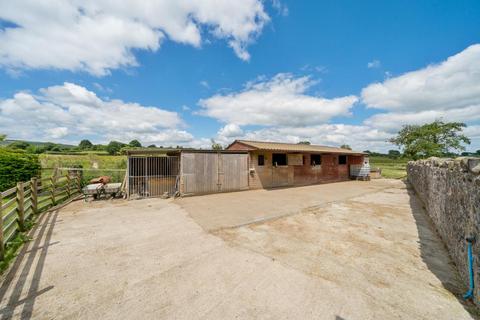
[272,153,287,166]
[258,154,265,166]
[311,154,322,166]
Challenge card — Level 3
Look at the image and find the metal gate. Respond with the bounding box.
[128,156,180,198]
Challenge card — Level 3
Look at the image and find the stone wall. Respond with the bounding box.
[407,157,480,304]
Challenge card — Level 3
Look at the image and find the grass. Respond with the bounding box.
[369,156,409,179]
[0,231,32,273]
[40,154,126,170]
[40,154,127,184]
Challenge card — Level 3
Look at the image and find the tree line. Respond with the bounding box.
[1,120,479,158]
[0,136,184,155]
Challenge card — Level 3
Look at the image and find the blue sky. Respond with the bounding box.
[0,0,479,152]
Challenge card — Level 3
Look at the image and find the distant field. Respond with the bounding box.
[40,154,126,169]
[369,156,409,179]
[39,154,127,183]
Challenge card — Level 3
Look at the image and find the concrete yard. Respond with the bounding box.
[0,179,476,319]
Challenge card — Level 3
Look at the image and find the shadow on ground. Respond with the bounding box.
[407,183,479,319]
[0,211,58,320]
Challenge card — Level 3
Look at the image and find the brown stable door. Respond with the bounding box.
[321,155,339,180]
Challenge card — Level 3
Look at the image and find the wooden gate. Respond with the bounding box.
[181,152,248,195]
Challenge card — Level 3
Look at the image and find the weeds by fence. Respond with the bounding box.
[0,172,81,261]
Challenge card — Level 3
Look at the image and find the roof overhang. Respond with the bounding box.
[227,140,366,155]
[125,148,248,156]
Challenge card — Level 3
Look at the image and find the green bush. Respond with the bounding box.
[0,149,41,192]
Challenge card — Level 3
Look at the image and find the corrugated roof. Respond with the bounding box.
[231,140,365,155]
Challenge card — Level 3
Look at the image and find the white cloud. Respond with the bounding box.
[271,0,289,16]
[464,125,480,139]
[364,105,480,132]
[218,123,243,138]
[207,44,480,152]
[362,44,480,111]
[360,44,480,147]
[367,60,381,69]
[199,73,358,127]
[215,124,392,152]
[300,64,327,74]
[0,82,194,146]
[199,81,210,89]
[208,46,480,152]
[0,0,269,75]
[45,127,69,139]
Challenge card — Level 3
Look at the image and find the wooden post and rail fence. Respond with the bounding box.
[0,172,82,261]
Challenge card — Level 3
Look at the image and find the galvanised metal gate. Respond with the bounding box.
[127,156,180,198]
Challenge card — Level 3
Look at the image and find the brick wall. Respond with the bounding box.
[248,152,361,188]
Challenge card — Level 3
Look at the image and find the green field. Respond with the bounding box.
[40,154,126,169]
[369,156,409,179]
[39,154,127,184]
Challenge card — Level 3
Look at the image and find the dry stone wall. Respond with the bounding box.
[407,157,480,304]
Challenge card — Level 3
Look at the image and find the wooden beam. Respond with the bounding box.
[0,193,4,260]
[16,182,25,231]
[31,177,38,215]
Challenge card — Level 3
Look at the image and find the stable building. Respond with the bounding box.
[126,149,249,198]
[226,140,368,189]
[125,140,369,198]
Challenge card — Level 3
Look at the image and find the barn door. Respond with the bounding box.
[321,155,338,179]
[220,153,249,191]
[181,153,218,194]
[271,153,290,187]
[181,153,248,195]
[271,166,290,187]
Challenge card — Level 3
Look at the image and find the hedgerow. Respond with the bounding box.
[0,149,41,192]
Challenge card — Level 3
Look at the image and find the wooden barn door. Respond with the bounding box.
[271,167,289,187]
[321,155,339,180]
[181,153,219,194]
[219,153,249,192]
[181,152,248,195]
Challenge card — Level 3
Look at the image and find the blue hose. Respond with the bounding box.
[463,240,474,300]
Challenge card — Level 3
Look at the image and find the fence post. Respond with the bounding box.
[31,177,38,215]
[76,174,82,193]
[0,193,4,260]
[50,176,57,206]
[16,182,25,231]
[66,174,71,198]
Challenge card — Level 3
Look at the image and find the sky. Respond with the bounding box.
[0,0,480,152]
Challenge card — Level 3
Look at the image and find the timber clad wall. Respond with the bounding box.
[180,152,249,195]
